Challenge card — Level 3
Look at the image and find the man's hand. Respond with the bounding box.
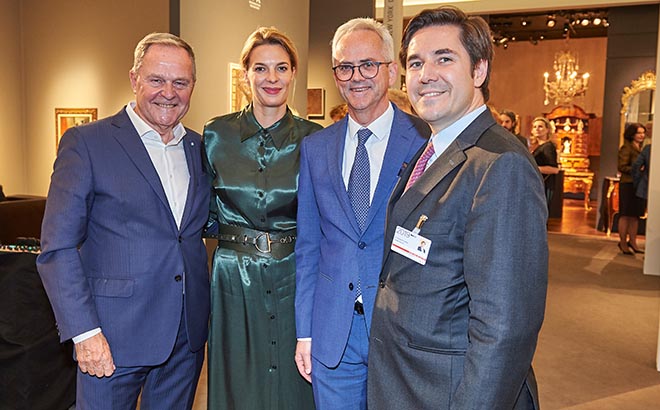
[75,332,116,378]
[294,340,312,382]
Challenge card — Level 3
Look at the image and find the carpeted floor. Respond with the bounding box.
[190,232,660,410]
[535,233,660,410]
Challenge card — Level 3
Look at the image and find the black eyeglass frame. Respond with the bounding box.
[332,61,392,82]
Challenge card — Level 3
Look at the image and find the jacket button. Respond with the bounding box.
[348,283,354,291]
[175,275,182,282]
[379,280,385,288]
[358,241,366,249]
[178,236,182,243]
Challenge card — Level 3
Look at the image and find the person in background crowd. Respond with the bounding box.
[294,17,428,410]
[529,116,560,211]
[387,88,414,115]
[617,123,647,255]
[330,103,349,122]
[368,6,548,409]
[37,32,210,409]
[500,109,527,147]
[202,27,321,410]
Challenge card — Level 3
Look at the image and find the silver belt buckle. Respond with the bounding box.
[254,232,273,253]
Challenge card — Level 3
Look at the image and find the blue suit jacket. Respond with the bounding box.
[37,109,210,366]
[295,105,429,367]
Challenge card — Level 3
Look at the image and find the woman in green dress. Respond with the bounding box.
[203,27,322,410]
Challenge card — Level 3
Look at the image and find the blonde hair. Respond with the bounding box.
[240,27,299,70]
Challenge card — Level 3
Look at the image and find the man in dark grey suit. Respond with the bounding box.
[368,6,548,410]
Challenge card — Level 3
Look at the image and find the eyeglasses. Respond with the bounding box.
[332,61,391,82]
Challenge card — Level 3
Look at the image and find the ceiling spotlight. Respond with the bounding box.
[563,23,570,33]
[581,18,590,26]
[593,17,602,25]
[498,36,509,45]
[521,18,530,26]
[546,16,556,28]
[503,43,508,49]
[602,18,609,27]
[540,35,545,40]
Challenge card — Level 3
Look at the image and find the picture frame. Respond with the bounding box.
[229,63,251,112]
[55,108,98,148]
[307,88,325,119]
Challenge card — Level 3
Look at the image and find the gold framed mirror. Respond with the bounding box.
[620,71,655,145]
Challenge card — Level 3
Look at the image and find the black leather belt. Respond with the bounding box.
[209,224,296,260]
[354,300,364,315]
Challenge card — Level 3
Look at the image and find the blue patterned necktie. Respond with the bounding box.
[348,128,372,233]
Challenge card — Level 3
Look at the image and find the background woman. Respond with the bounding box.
[529,116,560,211]
[617,123,646,254]
[203,27,322,409]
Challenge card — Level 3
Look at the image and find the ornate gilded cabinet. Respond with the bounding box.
[546,105,595,210]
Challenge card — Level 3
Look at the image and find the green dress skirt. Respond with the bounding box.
[203,104,322,410]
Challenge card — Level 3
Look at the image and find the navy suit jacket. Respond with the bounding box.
[368,111,547,410]
[295,104,429,367]
[37,109,210,366]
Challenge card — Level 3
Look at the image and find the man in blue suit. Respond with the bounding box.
[295,18,429,409]
[37,33,210,409]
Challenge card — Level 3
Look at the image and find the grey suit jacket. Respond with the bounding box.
[368,110,548,410]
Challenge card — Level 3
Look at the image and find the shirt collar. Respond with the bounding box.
[126,101,186,144]
[238,103,296,150]
[347,102,394,142]
[431,104,487,156]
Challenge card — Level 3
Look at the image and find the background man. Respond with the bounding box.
[294,18,428,409]
[500,109,528,146]
[368,7,548,410]
[37,33,210,409]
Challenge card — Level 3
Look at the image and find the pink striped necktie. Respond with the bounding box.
[404,141,435,192]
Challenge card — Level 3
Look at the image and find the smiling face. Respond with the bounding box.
[129,44,194,140]
[404,24,487,134]
[634,127,646,144]
[245,44,295,112]
[333,29,397,125]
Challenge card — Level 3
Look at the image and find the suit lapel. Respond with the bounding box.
[110,109,175,230]
[382,110,495,268]
[178,131,198,232]
[364,108,417,231]
[327,118,363,235]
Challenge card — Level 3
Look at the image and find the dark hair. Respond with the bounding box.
[500,110,517,126]
[399,6,493,101]
[623,122,645,142]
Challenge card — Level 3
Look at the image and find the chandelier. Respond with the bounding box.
[543,50,590,106]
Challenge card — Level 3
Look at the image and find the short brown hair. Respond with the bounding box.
[623,122,646,142]
[240,27,299,71]
[400,6,493,101]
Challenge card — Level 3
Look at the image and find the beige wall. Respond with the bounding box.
[490,37,607,135]
[180,0,313,132]
[0,0,25,195]
[11,0,169,196]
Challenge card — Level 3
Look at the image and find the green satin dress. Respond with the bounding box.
[203,104,322,410]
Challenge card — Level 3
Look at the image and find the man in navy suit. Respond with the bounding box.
[294,18,429,409]
[37,33,209,409]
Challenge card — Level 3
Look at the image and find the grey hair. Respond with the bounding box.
[331,18,394,63]
[131,32,196,82]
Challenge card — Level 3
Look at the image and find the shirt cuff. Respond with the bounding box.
[297,337,312,342]
[72,328,102,344]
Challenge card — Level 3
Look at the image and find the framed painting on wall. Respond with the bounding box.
[55,108,98,148]
[307,88,325,119]
[229,63,251,112]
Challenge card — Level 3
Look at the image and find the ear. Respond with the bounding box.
[129,70,137,93]
[472,59,488,88]
[387,61,399,88]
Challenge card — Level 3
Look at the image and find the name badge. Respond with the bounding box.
[391,225,431,265]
